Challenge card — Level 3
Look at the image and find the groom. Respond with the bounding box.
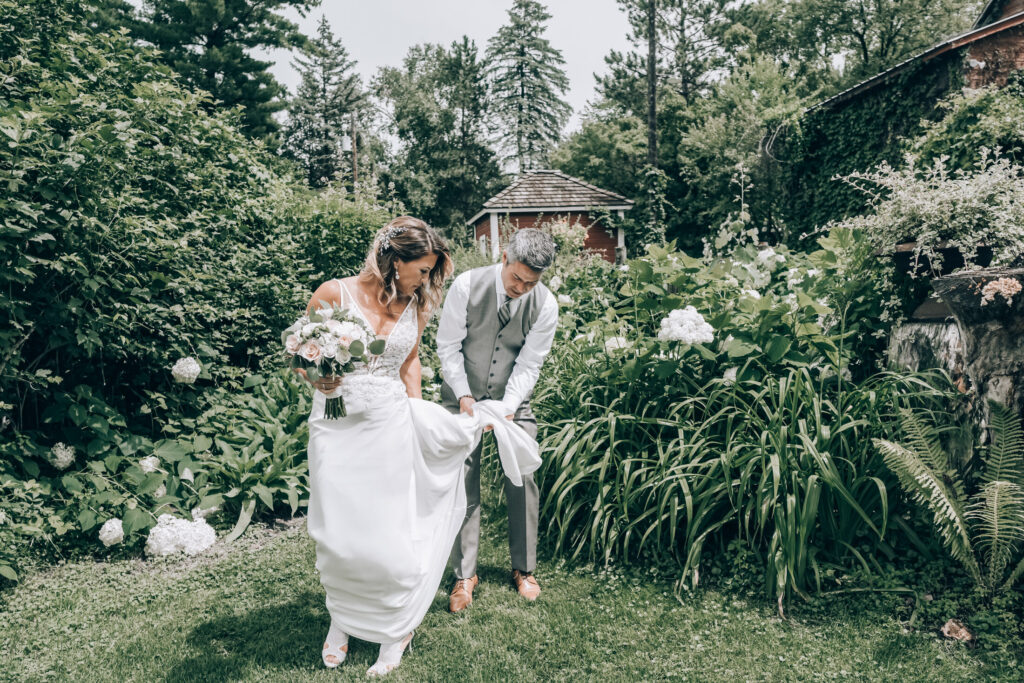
[437,228,559,612]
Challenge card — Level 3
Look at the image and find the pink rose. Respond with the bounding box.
[299,341,324,363]
[285,334,301,354]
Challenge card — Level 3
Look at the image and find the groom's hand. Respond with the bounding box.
[459,396,476,416]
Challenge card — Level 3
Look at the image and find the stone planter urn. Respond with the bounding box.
[931,268,1024,427]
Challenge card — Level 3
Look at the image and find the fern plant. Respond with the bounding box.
[874,401,1024,595]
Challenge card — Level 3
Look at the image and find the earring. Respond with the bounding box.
[395,272,401,281]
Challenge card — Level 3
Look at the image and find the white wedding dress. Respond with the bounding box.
[306,282,540,643]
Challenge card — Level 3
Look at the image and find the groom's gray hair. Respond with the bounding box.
[506,228,556,272]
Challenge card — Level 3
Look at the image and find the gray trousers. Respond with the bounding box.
[442,388,539,578]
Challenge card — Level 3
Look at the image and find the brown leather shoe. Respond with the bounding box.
[511,570,541,601]
[449,575,479,613]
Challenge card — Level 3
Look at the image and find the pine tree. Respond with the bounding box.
[486,0,571,173]
[283,16,364,188]
[135,0,317,139]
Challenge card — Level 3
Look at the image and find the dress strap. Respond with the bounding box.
[334,279,350,307]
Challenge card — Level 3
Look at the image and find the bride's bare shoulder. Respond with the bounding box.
[307,278,344,312]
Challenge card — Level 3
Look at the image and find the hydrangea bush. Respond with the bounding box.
[532,228,938,605]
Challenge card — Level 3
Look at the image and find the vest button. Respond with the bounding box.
[489,373,494,377]
[498,334,502,339]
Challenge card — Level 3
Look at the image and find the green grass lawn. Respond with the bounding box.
[0,501,1004,682]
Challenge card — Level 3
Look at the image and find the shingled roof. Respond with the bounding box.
[467,170,633,225]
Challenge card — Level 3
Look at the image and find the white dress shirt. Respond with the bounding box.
[437,264,559,414]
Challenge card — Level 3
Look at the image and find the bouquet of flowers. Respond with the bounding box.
[283,305,385,418]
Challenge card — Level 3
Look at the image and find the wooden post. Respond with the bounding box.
[616,209,627,263]
[489,212,500,261]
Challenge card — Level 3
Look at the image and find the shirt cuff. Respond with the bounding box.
[501,393,522,415]
[450,378,472,399]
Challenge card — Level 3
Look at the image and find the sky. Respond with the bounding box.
[255,0,637,132]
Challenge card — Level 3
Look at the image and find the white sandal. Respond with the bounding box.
[366,631,414,677]
[322,620,349,668]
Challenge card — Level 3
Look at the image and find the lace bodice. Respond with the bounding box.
[328,280,419,410]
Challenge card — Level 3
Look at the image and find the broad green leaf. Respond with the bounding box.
[766,337,792,363]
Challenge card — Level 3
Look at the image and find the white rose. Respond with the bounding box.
[299,342,323,363]
[284,334,301,355]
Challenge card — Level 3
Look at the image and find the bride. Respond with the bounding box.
[300,216,540,676]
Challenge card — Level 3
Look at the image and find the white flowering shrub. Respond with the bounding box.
[99,518,124,547]
[543,217,588,253]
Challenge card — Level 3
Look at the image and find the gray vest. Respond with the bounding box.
[446,265,549,402]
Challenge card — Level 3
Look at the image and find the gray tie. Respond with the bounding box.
[497,297,512,327]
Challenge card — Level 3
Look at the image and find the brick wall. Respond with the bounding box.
[964,25,1024,88]
[470,211,619,262]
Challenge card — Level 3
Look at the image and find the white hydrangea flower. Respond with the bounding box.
[50,442,75,470]
[549,275,563,292]
[741,289,761,300]
[657,307,714,344]
[171,357,202,384]
[139,455,160,473]
[723,367,738,385]
[604,336,631,352]
[724,274,740,288]
[557,294,573,305]
[618,264,630,272]
[806,268,821,278]
[145,514,216,557]
[421,365,435,381]
[99,518,124,547]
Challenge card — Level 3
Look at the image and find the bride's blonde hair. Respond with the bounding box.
[359,216,454,313]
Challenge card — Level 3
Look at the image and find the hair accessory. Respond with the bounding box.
[379,226,409,255]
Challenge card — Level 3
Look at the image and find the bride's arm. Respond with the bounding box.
[295,280,344,393]
[399,310,431,399]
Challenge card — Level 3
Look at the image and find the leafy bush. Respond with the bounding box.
[533,235,943,607]
[0,0,388,570]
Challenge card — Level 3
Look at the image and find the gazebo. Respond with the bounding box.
[466,169,634,263]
